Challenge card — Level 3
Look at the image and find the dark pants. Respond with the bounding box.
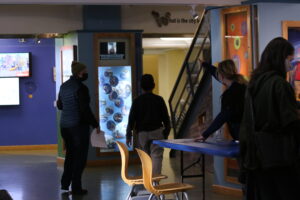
[60,124,90,191]
[246,166,300,200]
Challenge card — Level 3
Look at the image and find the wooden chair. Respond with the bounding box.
[136,148,194,200]
[116,142,167,200]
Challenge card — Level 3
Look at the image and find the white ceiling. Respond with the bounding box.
[0,0,243,5]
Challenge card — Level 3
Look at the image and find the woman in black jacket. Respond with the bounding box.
[239,37,300,200]
[195,59,247,142]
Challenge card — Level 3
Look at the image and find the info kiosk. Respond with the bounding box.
[94,32,142,164]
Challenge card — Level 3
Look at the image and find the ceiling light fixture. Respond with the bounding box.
[160,37,193,41]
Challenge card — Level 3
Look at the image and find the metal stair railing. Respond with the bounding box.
[169,9,211,138]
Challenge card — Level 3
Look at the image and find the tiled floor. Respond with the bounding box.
[0,149,242,200]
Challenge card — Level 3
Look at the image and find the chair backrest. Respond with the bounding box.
[116,141,131,185]
[136,148,159,195]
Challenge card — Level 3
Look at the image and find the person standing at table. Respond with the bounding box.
[195,59,247,142]
[126,74,171,175]
[57,61,100,195]
[239,37,300,200]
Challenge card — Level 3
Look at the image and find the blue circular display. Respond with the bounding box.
[103,83,112,94]
[109,91,118,100]
[113,112,123,123]
[104,70,113,77]
[114,97,124,107]
[105,107,114,115]
[109,76,119,87]
[106,120,116,131]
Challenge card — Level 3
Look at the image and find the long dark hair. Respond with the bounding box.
[217,59,247,85]
[250,37,294,84]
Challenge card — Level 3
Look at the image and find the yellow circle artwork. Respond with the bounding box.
[234,37,241,50]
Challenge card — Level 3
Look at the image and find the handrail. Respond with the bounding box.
[168,8,211,137]
[168,9,208,104]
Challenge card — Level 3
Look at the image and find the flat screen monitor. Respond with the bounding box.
[100,42,125,60]
[0,52,31,77]
[0,78,20,105]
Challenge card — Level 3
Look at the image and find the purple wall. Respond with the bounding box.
[0,38,56,145]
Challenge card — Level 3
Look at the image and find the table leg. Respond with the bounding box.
[202,154,205,200]
[181,151,184,183]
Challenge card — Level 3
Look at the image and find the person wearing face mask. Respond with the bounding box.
[239,37,300,200]
[194,59,247,142]
[57,61,100,195]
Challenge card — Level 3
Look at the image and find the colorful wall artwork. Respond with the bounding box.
[222,7,252,78]
[287,28,300,101]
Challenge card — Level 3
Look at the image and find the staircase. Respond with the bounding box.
[169,9,212,139]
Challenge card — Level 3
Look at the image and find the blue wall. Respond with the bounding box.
[257,3,300,56]
[0,38,56,146]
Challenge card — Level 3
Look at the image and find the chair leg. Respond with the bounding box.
[183,192,189,200]
[174,193,179,200]
[148,193,155,200]
[126,185,135,200]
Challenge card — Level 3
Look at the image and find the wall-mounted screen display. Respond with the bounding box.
[0,78,20,105]
[98,66,132,152]
[100,42,125,60]
[0,53,30,77]
[61,46,77,83]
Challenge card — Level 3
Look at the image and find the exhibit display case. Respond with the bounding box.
[98,65,132,152]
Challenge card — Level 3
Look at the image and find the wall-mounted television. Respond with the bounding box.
[100,42,125,60]
[0,78,20,106]
[0,52,31,77]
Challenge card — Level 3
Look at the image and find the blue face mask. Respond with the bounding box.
[79,73,88,81]
[285,59,293,72]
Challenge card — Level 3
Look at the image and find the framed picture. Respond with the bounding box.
[221,5,252,78]
[60,45,77,83]
[282,21,300,101]
[221,5,253,184]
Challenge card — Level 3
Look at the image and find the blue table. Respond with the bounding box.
[153,138,239,200]
[153,138,239,157]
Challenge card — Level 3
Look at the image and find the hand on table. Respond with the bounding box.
[194,135,205,142]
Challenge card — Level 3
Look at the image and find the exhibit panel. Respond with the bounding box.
[282,21,300,102]
[94,32,142,157]
[98,66,132,151]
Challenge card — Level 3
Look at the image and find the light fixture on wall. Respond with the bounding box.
[35,35,41,44]
[190,5,199,20]
[18,38,26,43]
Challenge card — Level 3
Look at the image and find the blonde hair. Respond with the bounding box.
[217,59,247,85]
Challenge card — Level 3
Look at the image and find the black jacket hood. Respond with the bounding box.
[248,71,280,96]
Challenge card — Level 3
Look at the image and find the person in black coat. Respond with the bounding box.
[195,59,247,142]
[57,61,100,195]
[239,37,300,200]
